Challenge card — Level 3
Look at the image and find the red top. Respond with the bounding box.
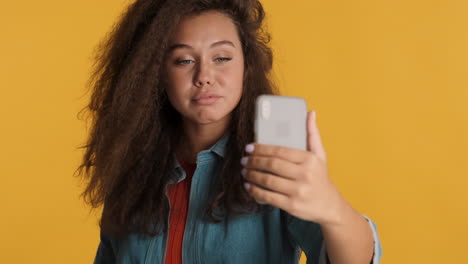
[164,158,197,264]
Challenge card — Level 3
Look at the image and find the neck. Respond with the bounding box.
[177,116,230,163]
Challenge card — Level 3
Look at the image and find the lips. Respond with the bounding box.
[192,93,221,105]
[193,93,220,100]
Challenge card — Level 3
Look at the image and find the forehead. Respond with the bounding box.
[169,10,241,46]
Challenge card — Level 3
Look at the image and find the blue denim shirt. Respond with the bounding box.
[94,133,382,263]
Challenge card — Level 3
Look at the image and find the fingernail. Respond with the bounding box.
[244,182,251,190]
[245,144,255,153]
[312,110,316,121]
[241,168,248,177]
[241,156,248,166]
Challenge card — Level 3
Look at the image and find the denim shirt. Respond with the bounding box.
[94,133,382,264]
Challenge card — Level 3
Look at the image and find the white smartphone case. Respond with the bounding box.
[253,95,308,204]
[255,95,307,150]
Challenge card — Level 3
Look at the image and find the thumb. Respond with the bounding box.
[307,110,327,162]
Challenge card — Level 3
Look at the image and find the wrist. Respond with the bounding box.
[319,189,358,228]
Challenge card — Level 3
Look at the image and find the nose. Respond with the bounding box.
[194,60,214,88]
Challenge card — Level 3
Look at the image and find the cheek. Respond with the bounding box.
[167,69,192,89]
[165,70,192,102]
[221,62,244,95]
[232,65,245,100]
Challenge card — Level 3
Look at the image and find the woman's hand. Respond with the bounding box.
[242,110,348,225]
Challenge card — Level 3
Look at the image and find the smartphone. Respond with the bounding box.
[252,95,308,204]
[255,95,307,150]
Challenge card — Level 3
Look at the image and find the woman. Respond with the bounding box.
[76,0,382,263]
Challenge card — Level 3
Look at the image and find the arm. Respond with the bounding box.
[319,212,382,264]
[286,211,382,264]
[321,199,374,264]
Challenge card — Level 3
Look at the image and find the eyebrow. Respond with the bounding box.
[168,40,236,52]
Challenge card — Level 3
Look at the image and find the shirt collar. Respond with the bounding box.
[211,131,230,159]
[171,131,230,170]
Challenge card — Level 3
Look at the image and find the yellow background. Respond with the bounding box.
[1,0,466,263]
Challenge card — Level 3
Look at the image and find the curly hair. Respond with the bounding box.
[75,0,278,238]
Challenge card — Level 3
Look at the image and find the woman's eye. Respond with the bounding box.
[175,59,193,65]
[215,57,232,63]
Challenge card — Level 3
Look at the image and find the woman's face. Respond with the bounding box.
[163,10,245,126]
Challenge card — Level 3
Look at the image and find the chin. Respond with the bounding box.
[191,111,231,126]
[196,115,226,125]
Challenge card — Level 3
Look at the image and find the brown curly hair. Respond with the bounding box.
[75,0,278,238]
